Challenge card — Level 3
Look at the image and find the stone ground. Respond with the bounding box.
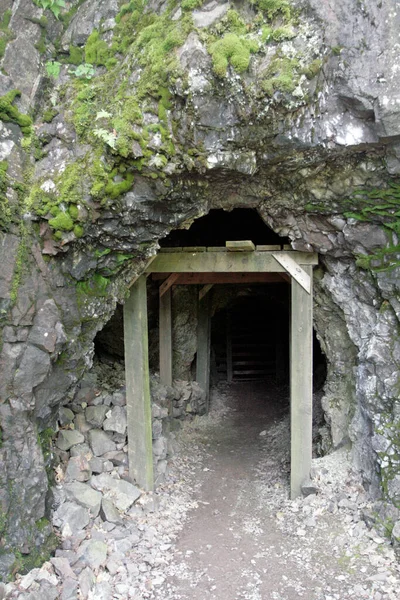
[2,380,400,600]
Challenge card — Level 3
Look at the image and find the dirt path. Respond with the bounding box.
[155,382,400,600]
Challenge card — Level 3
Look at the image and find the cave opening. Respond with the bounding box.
[93,207,326,496]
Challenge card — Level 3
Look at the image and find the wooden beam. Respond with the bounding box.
[290,265,313,499]
[272,252,312,293]
[159,287,172,386]
[177,273,287,285]
[124,276,154,491]
[196,291,211,409]
[226,240,255,252]
[199,283,214,300]
[159,273,180,297]
[226,311,233,383]
[147,251,318,274]
[128,256,156,287]
[279,273,291,284]
[152,273,289,284]
[256,245,282,251]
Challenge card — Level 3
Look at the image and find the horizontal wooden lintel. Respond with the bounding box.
[147,250,318,274]
[153,272,289,285]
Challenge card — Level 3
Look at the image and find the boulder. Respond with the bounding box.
[88,430,116,456]
[56,430,85,452]
[64,482,102,517]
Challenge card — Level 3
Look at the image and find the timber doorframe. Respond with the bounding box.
[124,245,317,498]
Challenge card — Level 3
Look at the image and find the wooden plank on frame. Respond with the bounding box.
[272,252,312,293]
[197,292,211,408]
[199,283,214,300]
[124,276,154,491]
[290,264,313,499]
[226,240,255,252]
[159,273,180,297]
[159,287,172,386]
[146,251,318,274]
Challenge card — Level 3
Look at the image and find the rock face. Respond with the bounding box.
[1,0,400,576]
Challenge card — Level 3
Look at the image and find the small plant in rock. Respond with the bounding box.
[70,63,95,79]
[35,0,66,20]
[93,127,117,149]
[45,60,61,78]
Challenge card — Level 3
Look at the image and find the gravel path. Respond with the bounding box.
[155,382,400,600]
[4,381,400,600]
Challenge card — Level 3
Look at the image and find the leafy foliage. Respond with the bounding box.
[70,63,95,79]
[45,61,61,78]
[93,128,117,149]
[35,0,66,20]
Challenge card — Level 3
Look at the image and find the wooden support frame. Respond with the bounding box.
[124,275,154,491]
[290,265,313,499]
[124,246,317,499]
[146,250,317,274]
[197,290,211,409]
[159,287,173,386]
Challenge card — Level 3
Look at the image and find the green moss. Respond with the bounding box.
[302,58,322,79]
[11,531,58,575]
[0,9,13,60]
[262,55,300,95]
[181,0,203,9]
[73,224,84,238]
[0,90,33,135]
[57,161,85,205]
[104,171,134,199]
[42,108,58,123]
[251,0,292,21]
[0,9,12,30]
[0,160,11,230]
[269,25,295,42]
[35,26,46,54]
[85,30,110,66]
[68,204,79,219]
[9,225,28,304]
[225,9,248,36]
[68,45,84,65]
[77,273,110,298]
[48,211,74,231]
[210,33,258,77]
[71,84,98,137]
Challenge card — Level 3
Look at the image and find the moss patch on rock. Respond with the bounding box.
[0,90,33,135]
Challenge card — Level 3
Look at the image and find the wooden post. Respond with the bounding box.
[159,287,172,386]
[226,311,233,383]
[124,276,154,491]
[290,265,313,499]
[196,290,211,409]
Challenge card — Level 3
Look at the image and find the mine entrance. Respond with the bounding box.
[211,291,289,383]
[123,209,318,499]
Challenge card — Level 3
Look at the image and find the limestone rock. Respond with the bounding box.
[88,429,116,456]
[100,498,123,525]
[56,430,85,451]
[65,455,92,483]
[77,539,108,570]
[64,482,102,517]
[53,501,90,532]
[85,405,109,428]
[91,473,141,511]
[103,406,127,435]
[50,557,77,580]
